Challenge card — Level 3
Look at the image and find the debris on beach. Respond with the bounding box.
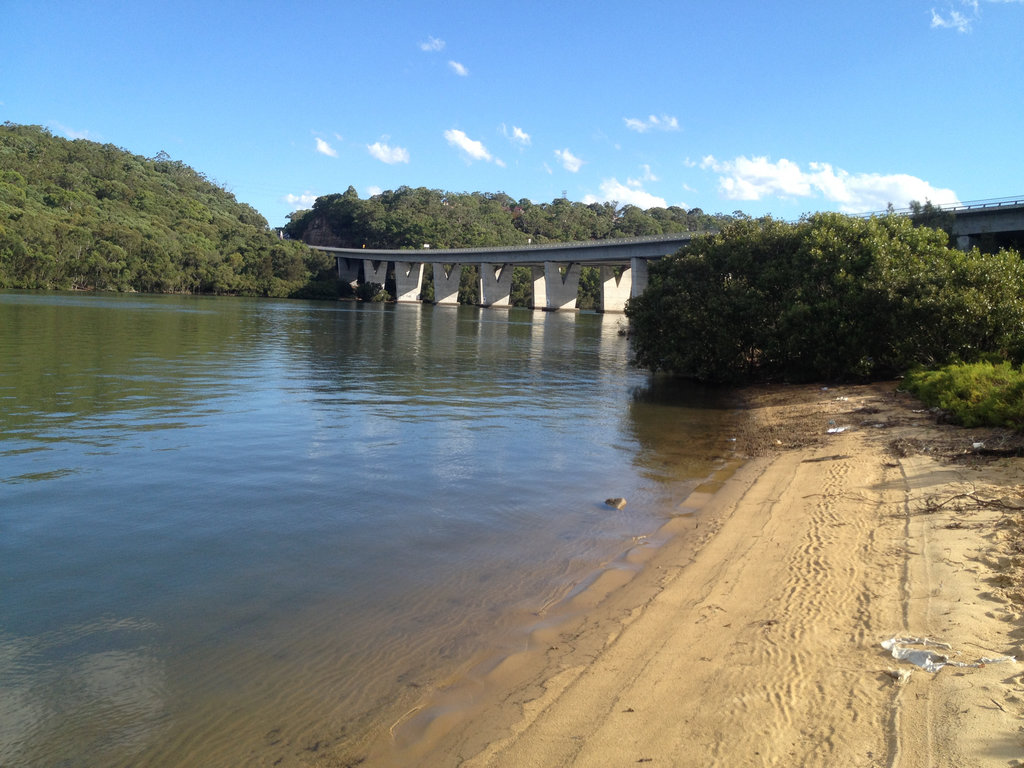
[605,497,627,510]
[881,635,1016,673]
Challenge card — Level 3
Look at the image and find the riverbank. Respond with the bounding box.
[360,381,1024,767]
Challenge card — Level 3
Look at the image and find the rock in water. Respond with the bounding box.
[605,497,627,510]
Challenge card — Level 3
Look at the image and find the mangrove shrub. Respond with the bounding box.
[625,213,1024,383]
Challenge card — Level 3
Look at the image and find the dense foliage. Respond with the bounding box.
[0,123,336,297]
[904,362,1024,429]
[625,213,1024,383]
[284,185,733,249]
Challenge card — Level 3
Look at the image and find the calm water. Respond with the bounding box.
[0,291,739,767]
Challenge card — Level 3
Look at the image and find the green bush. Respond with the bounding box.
[904,362,1024,429]
[625,213,1024,383]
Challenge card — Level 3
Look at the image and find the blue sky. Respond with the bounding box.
[3,0,1022,227]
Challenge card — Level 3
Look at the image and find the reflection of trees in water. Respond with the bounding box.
[626,377,742,485]
[0,294,267,444]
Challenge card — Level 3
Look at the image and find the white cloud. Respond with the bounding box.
[635,164,658,183]
[931,7,973,31]
[284,192,317,210]
[701,154,959,212]
[51,121,94,140]
[444,129,501,164]
[449,60,469,76]
[502,124,531,146]
[366,185,382,197]
[584,178,668,209]
[420,36,445,51]
[315,137,338,157]
[367,141,410,164]
[703,155,812,198]
[554,148,584,173]
[930,0,1020,31]
[624,114,680,133]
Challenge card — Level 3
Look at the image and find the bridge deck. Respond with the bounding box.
[309,232,700,266]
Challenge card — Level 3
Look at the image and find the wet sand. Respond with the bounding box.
[348,382,1024,767]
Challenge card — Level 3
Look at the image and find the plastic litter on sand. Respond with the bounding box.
[881,636,1016,673]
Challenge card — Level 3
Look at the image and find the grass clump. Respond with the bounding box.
[904,362,1024,429]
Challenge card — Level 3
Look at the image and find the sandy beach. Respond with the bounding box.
[356,382,1024,767]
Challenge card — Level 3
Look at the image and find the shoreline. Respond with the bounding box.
[352,382,1024,766]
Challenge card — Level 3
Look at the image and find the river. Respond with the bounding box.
[0,291,740,767]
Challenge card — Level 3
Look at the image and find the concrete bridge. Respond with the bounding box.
[311,233,698,312]
[945,197,1024,249]
[868,196,1024,249]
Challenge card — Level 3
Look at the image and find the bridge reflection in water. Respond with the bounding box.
[311,233,698,312]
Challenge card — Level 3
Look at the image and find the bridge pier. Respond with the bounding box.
[544,262,581,311]
[599,266,631,312]
[630,257,649,299]
[363,259,388,286]
[337,257,361,285]
[393,261,424,303]
[348,255,655,310]
[480,263,514,307]
[530,266,546,310]
[432,263,462,305]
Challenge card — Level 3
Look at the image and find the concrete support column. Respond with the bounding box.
[336,256,360,285]
[432,263,462,305]
[544,261,580,311]
[530,266,546,310]
[393,261,424,303]
[479,263,513,307]
[630,257,649,298]
[363,259,388,285]
[599,265,632,313]
[956,234,979,251]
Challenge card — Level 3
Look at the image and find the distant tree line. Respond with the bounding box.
[0,123,336,297]
[285,185,734,249]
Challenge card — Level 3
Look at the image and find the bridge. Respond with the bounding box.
[309,196,1024,312]
[866,196,1024,249]
[311,233,698,312]
[944,197,1024,249]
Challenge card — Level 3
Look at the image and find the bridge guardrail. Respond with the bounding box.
[858,195,1024,218]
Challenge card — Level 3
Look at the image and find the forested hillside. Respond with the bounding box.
[0,121,736,304]
[0,123,335,296]
[285,185,733,249]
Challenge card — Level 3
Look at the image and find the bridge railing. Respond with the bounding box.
[857,195,1024,218]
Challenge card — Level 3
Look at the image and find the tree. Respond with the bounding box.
[626,213,1024,383]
